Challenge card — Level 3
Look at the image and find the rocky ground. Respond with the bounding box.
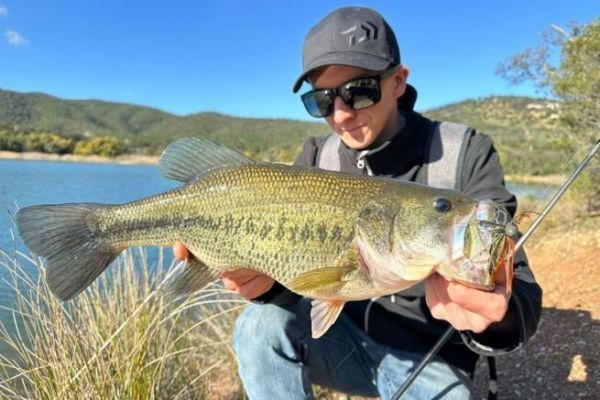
[471,220,599,400]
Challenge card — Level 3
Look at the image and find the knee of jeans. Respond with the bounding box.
[232,302,308,358]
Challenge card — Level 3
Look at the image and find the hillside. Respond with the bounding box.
[0,89,565,172]
[0,89,330,161]
[424,96,564,175]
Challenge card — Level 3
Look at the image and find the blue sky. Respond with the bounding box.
[0,1,597,121]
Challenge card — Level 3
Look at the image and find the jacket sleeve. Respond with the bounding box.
[458,132,543,355]
[251,136,323,306]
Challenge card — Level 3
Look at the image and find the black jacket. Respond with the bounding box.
[255,108,542,374]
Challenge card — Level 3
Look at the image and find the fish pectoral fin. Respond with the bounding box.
[159,138,256,183]
[286,267,353,293]
[310,299,346,339]
[167,257,219,296]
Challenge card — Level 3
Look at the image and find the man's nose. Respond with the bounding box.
[331,97,355,124]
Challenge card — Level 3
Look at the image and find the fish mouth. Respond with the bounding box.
[475,199,511,226]
[474,201,512,275]
[449,200,510,289]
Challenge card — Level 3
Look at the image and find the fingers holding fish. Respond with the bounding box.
[220,268,275,300]
[425,272,510,333]
[173,242,190,261]
[446,280,510,322]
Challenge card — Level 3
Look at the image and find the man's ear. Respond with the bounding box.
[392,66,410,98]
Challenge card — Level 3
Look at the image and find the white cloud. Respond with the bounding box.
[5,30,29,46]
[0,5,7,17]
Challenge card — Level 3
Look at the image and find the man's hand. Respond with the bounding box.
[217,268,276,300]
[425,264,511,333]
[173,243,275,300]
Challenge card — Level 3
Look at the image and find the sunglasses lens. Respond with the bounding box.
[301,76,383,117]
[302,90,334,117]
[341,78,381,110]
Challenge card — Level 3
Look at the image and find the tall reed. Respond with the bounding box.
[0,246,246,399]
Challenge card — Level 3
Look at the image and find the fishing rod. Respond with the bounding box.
[392,138,600,400]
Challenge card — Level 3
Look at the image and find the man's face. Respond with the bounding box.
[308,65,408,150]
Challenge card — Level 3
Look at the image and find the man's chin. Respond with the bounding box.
[339,130,374,150]
[341,138,367,150]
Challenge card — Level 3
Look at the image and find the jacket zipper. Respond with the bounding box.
[356,150,374,176]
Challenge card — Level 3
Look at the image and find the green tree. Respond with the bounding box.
[498,19,600,211]
[74,136,127,157]
[42,133,75,154]
[0,131,23,151]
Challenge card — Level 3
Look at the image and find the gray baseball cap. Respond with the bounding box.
[293,7,400,93]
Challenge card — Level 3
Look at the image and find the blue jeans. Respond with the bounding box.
[232,299,472,400]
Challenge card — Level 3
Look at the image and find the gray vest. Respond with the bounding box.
[316,121,472,190]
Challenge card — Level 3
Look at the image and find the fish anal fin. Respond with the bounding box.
[310,299,346,339]
[286,266,353,293]
[167,257,219,296]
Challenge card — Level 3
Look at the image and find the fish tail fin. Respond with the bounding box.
[16,203,122,301]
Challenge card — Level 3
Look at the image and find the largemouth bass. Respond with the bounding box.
[17,138,515,338]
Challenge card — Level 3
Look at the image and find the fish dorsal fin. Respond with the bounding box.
[159,138,255,182]
[310,299,346,338]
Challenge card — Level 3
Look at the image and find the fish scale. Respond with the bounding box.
[96,164,378,284]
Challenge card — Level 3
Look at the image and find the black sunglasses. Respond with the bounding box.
[301,67,399,118]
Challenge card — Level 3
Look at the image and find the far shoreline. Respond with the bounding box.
[0,150,564,184]
[0,150,159,166]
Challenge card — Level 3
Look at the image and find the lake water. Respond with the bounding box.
[0,159,555,352]
[0,159,179,256]
[0,160,179,354]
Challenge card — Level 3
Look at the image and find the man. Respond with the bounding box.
[175,6,542,399]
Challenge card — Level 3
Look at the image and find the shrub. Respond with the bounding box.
[73,136,128,157]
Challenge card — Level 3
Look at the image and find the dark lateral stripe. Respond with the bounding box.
[117,213,354,244]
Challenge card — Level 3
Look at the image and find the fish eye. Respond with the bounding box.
[433,198,452,213]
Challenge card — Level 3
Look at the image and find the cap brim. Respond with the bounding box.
[292,52,392,93]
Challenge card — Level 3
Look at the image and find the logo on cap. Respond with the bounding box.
[340,22,378,47]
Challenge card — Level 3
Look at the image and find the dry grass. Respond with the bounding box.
[0,247,245,399]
